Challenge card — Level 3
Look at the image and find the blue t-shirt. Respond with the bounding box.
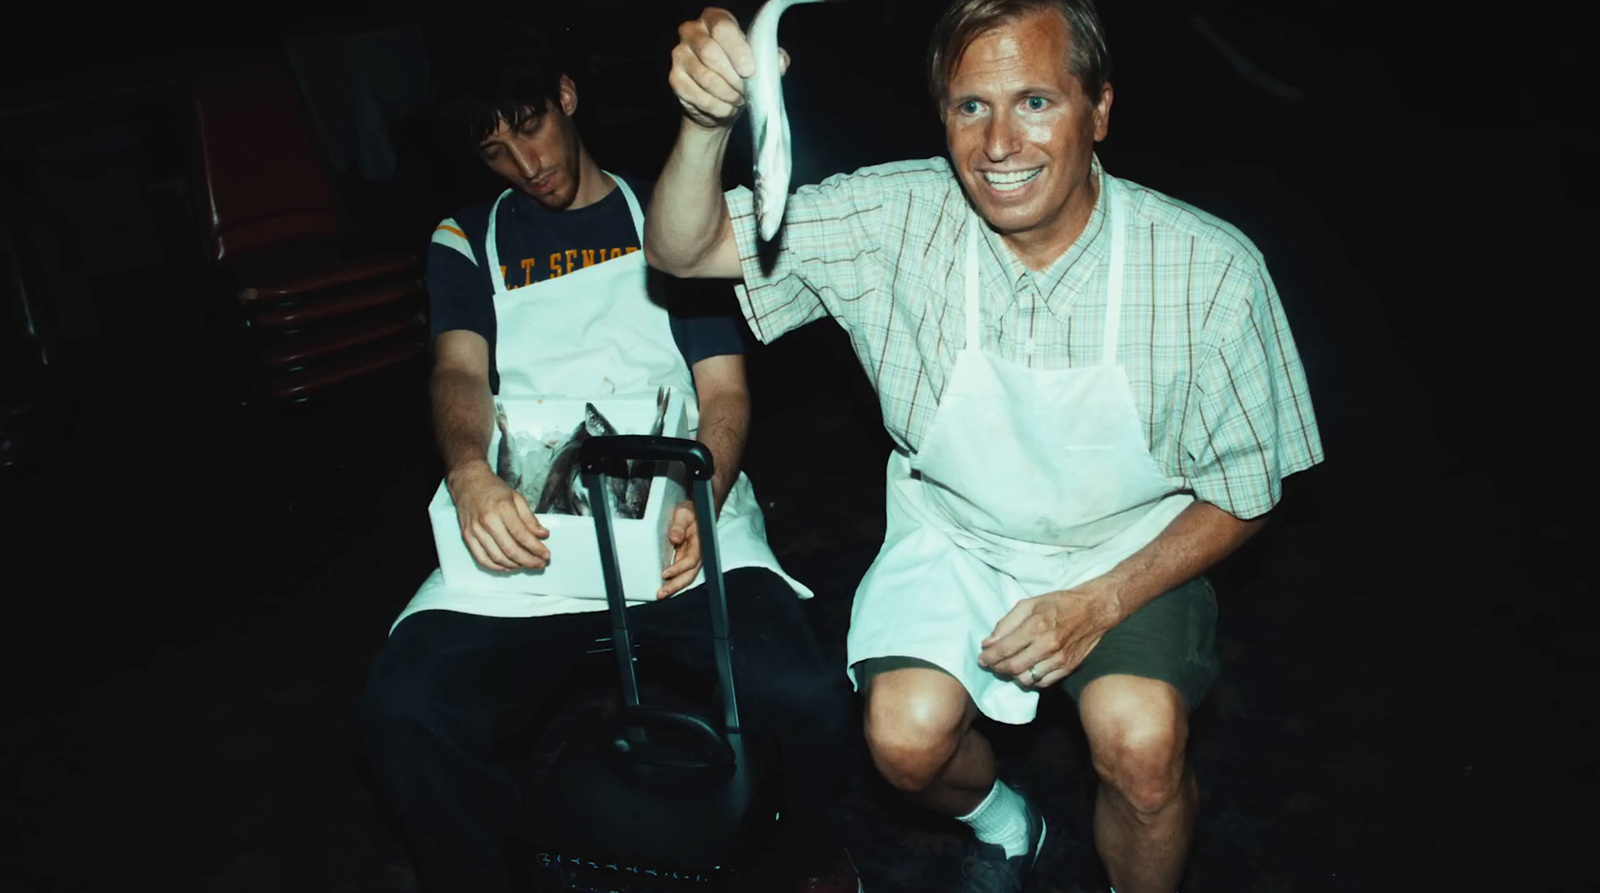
[427,174,752,394]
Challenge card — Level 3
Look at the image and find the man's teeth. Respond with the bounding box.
[984,168,1042,191]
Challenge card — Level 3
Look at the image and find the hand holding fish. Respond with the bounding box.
[657,499,703,599]
[976,585,1122,689]
[447,461,551,573]
[669,7,788,130]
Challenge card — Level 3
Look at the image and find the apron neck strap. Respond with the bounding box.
[1101,174,1127,367]
[964,217,982,351]
[605,171,646,240]
[485,188,514,297]
[963,172,1128,363]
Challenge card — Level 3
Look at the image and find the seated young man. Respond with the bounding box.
[357,46,859,893]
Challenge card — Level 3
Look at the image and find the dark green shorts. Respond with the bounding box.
[855,576,1221,712]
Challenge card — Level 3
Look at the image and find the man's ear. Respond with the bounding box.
[559,74,578,117]
[1092,80,1114,142]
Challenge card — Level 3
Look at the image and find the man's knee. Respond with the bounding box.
[358,664,420,748]
[357,641,455,766]
[1080,674,1189,816]
[863,667,973,794]
[724,571,849,728]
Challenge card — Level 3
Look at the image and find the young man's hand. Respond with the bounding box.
[658,499,703,598]
[447,461,550,572]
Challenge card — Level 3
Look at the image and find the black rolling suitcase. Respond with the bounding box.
[508,435,784,892]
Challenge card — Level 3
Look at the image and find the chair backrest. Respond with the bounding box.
[193,64,342,263]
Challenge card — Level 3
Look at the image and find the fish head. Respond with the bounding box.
[583,403,619,437]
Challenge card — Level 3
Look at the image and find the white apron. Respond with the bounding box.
[845,176,1193,723]
[395,175,810,631]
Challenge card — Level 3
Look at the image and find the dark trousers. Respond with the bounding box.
[357,568,852,893]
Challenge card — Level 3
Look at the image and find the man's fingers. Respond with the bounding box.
[704,10,756,78]
[662,548,700,581]
[463,532,511,573]
[994,640,1057,682]
[658,567,700,599]
[684,34,747,100]
[659,504,700,597]
[485,515,547,569]
[979,601,1034,667]
[1033,665,1072,689]
[512,495,549,538]
[669,71,742,124]
[470,525,517,571]
[502,503,551,563]
[978,618,1037,669]
[983,600,1031,648]
[658,558,702,598]
[659,523,702,596]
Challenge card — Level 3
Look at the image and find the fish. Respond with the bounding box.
[494,403,520,490]
[534,402,624,516]
[620,387,670,519]
[747,0,830,242]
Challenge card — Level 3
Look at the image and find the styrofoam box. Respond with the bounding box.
[428,391,689,602]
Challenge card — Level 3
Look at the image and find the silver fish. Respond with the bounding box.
[534,403,624,516]
[494,403,520,490]
[620,386,670,519]
[747,0,830,242]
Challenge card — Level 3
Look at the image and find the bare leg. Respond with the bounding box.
[1080,675,1195,893]
[1095,765,1197,893]
[864,667,995,814]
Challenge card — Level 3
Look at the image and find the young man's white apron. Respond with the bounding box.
[846,175,1193,724]
[393,175,809,632]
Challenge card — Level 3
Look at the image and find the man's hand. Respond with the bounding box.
[447,461,550,572]
[658,499,703,599]
[668,8,788,130]
[977,586,1123,689]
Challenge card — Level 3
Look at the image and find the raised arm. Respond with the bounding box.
[645,8,766,279]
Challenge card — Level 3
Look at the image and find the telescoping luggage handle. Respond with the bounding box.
[579,435,740,737]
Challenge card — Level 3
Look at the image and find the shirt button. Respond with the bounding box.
[1024,340,1036,355]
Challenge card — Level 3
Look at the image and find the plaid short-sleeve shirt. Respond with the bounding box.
[726,155,1323,520]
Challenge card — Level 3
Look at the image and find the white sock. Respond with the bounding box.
[957,779,1031,858]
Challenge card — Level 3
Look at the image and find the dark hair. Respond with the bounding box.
[435,25,580,144]
[927,0,1112,112]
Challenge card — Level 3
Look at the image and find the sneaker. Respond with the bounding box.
[955,799,1046,893]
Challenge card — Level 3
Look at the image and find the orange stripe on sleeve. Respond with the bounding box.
[434,224,467,239]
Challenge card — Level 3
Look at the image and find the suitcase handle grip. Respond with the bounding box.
[608,705,736,775]
[580,435,714,481]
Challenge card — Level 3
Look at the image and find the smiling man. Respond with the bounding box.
[644,1,1324,891]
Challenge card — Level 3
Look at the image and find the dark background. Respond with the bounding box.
[1,1,1591,891]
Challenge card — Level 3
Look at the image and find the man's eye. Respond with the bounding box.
[960,100,981,115]
[1025,96,1047,111]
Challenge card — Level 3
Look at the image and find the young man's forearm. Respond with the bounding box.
[695,386,749,515]
[644,121,736,276]
[431,368,495,483]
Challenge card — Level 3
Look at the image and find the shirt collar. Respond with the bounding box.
[972,154,1112,319]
